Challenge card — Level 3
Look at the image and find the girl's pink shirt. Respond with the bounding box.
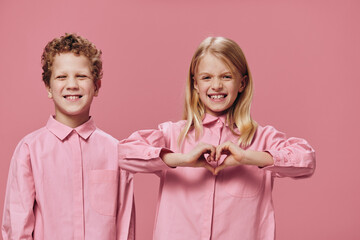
[2,116,135,240]
[119,114,315,240]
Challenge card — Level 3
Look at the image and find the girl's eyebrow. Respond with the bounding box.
[221,71,232,75]
[197,71,211,75]
[197,71,232,75]
[197,73,210,77]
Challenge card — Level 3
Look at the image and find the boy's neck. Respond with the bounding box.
[54,114,91,128]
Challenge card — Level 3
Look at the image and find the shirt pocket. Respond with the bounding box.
[220,165,265,198]
[89,169,119,216]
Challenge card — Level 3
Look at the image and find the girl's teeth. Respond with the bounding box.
[210,95,225,99]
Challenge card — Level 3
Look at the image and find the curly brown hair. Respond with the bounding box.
[41,33,103,86]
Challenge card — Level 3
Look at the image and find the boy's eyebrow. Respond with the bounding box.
[53,72,67,76]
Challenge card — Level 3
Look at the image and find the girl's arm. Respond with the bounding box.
[118,128,171,174]
[214,126,316,178]
[118,122,216,174]
[260,126,315,178]
[214,142,274,175]
[119,133,216,174]
[160,142,216,174]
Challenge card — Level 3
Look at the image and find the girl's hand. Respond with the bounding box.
[161,143,216,174]
[214,141,245,175]
[214,141,274,175]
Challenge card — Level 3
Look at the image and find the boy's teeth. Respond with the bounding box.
[66,96,80,100]
[210,95,225,99]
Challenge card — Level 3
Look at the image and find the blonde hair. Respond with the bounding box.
[179,37,257,147]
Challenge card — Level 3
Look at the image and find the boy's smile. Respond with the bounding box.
[64,95,82,101]
[46,53,99,127]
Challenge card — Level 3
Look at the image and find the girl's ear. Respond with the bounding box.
[94,80,101,97]
[193,78,199,93]
[239,75,248,93]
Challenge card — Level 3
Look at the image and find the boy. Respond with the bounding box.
[2,33,134,240]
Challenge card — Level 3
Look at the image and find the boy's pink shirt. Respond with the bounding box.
[118,114,315,240]
[2,116,135,240]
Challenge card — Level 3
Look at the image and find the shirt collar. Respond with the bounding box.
[202,113,227,126]
[46,116,96,141]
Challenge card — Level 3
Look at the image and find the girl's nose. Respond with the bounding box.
[211,78,223,90]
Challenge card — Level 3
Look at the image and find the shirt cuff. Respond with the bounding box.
[123,147,173,171]
[263,149,292,168]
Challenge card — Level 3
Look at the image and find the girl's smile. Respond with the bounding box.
[208,93,227,101]
[194,53,245,116]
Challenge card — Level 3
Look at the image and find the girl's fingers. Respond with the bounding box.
[203,162,215,175]
[214,162,226,175]
[214,155,230,175]
[209,145,216,161]
[215,144,223,161]
[193,157,215,174]
[206,145,216,162]
[214,155,240,175]
[198,143,216,162]
[216,142,230,161]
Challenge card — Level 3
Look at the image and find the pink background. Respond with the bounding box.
[1,0,359,239]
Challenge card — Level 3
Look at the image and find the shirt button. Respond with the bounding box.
[217,120,220,123]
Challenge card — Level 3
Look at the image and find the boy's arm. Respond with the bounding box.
[116,169,135,240]
[2,141,35,240]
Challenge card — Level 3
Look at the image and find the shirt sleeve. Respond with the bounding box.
[116,169,135,240]
[118,122,172,174]
[2,140,35,240]
[260,126,316,178]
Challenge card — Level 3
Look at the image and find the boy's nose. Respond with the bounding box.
[66,77,79,89]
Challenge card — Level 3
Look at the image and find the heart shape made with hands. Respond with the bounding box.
[196,142,245,174]
[203,152,227,168]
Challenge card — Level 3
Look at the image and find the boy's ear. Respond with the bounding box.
[94,80,101,96]
[46,85,53,99]
[238,75,248,93]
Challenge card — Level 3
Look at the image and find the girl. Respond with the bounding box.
[119,37,315,240]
